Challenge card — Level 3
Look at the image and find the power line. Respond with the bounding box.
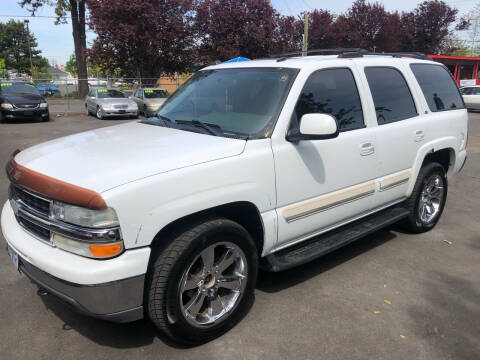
[0,14,72,19]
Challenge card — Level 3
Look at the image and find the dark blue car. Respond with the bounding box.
[36,83,59,96]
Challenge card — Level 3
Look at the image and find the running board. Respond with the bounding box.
[262,205,409,272]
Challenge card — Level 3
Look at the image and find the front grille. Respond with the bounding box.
[114,104,128,109]
[13,103,39,109]
[10,185,51,215]
[18,216,51,242]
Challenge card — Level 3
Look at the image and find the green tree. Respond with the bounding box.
[65,53,76,76]
[0,58,7,78]
[0,19,49,75]
[20,0,89,97]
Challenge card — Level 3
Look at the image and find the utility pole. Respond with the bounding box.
[24,20,33,76]
[302,13,309,56]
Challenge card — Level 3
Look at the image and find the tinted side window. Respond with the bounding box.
[364,67,417,125]
[460,87,472,95]
[410,64,465,112]
[474,87,480,95]
[294,68,364,131]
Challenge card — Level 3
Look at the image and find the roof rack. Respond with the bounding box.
[339,50,430,60]
[272,48,365,61]
[271,48,429,62]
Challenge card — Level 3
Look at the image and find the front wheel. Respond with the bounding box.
[96,107,104,120]
[146,218,258,345]
[402,162,447,233]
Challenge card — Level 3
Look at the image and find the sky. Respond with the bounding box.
[0,0,477,66]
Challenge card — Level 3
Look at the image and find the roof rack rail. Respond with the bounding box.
[272,48,365,61]
[338,50,429,60]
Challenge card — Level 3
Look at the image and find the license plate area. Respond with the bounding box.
[7,245,19,270]
[118,110,126,114]
[24,110,33,116]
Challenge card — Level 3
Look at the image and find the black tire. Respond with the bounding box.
[85,105,90,116]
[146,218,258,345]
[402,162,447,233]
[0,112,5,123]
[96,107,103,120]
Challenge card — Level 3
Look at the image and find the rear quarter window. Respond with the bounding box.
[410,64,465,112]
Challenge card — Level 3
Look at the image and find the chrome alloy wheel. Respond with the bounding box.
[179,242,248,328]
[418,174,444,224]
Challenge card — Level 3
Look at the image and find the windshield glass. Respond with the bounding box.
[144,89,168,98]
[0,82,41,96]
[157,68,298,137]
[97,89,125,98]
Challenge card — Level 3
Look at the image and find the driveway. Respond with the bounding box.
[0,113,479,360]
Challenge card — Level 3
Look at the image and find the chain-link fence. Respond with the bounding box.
[1,75,191,114]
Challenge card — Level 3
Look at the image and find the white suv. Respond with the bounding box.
[1,51,468,344]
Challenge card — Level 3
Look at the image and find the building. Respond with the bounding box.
[428,54,480,87]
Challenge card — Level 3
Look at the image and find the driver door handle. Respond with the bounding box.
[414,130,425,142]
[360,142,375,156]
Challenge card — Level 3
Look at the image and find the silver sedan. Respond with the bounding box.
[130,88,169,117]
[85,88,138,119]
[460,86,480,111]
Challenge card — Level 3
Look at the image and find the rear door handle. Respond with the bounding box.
[360,142,375,156]
[414,130,425,142]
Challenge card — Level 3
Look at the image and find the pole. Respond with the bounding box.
[302,13,309,57]
[24,20,33,76]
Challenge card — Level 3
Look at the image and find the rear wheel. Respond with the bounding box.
[0,112,5,123]
[402,162,447,233]
[146,218,258,345]
[85,105,90,116]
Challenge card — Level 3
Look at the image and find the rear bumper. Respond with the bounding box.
[15,250,144,322]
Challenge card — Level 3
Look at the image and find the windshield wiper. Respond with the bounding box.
[175,119,223,136]
[140,114,175,128]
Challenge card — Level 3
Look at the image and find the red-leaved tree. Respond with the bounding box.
[87,0,194,78]
[194,0,278,61]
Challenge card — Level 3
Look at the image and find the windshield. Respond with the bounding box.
[0,82,41,96]
[156,68,298,138]
[144,89,168,98]
[97,89,125,98]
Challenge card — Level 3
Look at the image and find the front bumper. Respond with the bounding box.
[1,201,150,322]
[14,249,144,322]
[101,109,137,117]
[1,108,49,120]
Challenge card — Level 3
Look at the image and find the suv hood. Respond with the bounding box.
[14,122,246,193]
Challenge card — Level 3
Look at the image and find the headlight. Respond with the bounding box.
[53,233,123,259]
[52,201,119,228]
[50,201,123,259]
[39,102,48,108]
[1,103,13,110]
[101,103,112,110]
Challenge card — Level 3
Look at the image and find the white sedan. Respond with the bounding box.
[460,85,480,110]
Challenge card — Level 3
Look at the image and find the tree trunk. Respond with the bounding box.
[70,0,88,97]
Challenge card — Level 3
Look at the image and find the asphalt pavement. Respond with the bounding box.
[0,112,479,360]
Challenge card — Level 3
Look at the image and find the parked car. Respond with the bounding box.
[2,52,468,345]
[88,78,107,86]
[460,85,480,110]
[36,82,60,96]
[0,81,49,123]
[85,88,138,119]
[130,88,169,116]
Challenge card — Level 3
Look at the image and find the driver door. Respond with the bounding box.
[272,66,378,248]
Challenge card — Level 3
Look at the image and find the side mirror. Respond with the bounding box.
[287,113,339,142]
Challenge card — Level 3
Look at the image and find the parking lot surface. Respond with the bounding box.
[0,112,479,360]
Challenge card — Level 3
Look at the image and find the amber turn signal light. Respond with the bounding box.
[89,242,123,258]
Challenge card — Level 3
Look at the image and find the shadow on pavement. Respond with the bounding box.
[257,229,398,293]
[407,271,480,359]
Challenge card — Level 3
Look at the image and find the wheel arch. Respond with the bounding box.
[149,201,265,261]
[407,138,457,197]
